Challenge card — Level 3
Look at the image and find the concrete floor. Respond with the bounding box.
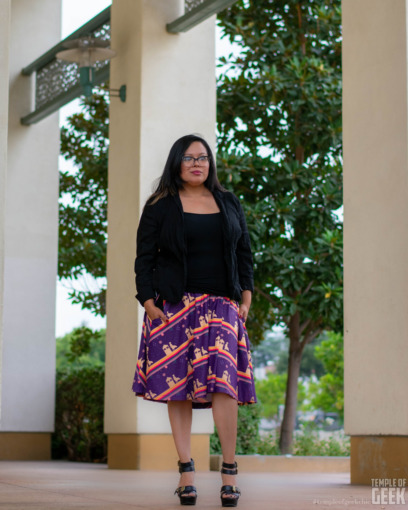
[0,461,377,510]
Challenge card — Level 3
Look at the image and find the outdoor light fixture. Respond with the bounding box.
[56,36,126,101]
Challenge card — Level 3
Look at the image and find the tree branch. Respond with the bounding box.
[302,328,323,348]
[297,3,306,56]
[254,286,282,308]
[302,280,314,296]
[299,317,311,336]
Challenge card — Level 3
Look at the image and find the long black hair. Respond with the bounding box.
[148,134,225,204]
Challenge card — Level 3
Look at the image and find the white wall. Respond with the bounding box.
[0,0,11,421]
[343,0,408,435]
[0,0,61,431]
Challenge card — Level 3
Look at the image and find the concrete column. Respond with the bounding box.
[105,0,215,469]
[0,0,61,459]
[0,1,11,413]
[343,0,408,484]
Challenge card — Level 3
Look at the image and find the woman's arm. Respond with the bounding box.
[235,198,254,321]
[134,204,158,305]
[135,205,168,323]
[239,289,252,321]
[235,200,254,295]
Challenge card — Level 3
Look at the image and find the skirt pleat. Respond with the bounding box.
[132,293,257,408]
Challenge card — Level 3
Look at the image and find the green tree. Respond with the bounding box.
[250,329,286,367]
[275,333,326,378]
[56,326,106,371]
[255,372,307,420]
[256,373,286,419]
[59,90,109,317]
[217,0,342,453]
[307,331,344,419]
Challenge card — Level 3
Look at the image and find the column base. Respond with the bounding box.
[0,432,51,460]
[107,433,209,470]
[351,436,408,484]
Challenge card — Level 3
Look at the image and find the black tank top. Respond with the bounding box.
[184,212,229,297]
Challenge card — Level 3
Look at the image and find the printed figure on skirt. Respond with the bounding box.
[132,134,256,507]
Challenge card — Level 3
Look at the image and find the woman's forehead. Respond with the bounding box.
[184,141,207,154]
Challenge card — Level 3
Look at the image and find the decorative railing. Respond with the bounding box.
[185,0,207,11]
[21,1,237,125]
[167,0,237,33]
[21,7,111,125]
[35,23,111,111]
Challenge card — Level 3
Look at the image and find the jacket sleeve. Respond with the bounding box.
[236,199,254,293]
[134,202,159,306]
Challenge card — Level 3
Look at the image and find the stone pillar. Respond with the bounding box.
[0,2,11,395]
[105,0,215,469]
[0,0,61,459]
[343,0,408,484]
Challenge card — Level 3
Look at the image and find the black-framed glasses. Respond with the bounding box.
[181,155,210,166]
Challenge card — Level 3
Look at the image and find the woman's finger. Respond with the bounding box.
[160,312,169,324]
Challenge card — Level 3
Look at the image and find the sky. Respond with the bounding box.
[56,0,237,337]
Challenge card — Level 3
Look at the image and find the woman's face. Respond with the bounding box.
[180,141,210,188]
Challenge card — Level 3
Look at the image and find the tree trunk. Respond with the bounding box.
[279,312,303,454]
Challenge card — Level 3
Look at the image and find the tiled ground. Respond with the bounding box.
[0,461,378,510]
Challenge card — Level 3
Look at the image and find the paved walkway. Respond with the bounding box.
[0,461,377,509]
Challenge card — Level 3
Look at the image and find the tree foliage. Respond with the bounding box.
[56,327,105,370]
[255,372,306,420]
[307,331,344,419]
[274,333,325,378]
[217,0,342,452]
[59,91,109,316]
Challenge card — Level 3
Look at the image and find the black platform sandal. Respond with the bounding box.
[220,461,241,507]
[174,458,197,506]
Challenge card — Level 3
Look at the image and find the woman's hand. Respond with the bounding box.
[238,303,250,322]
[144,298,169,324]
[238,290,252,322]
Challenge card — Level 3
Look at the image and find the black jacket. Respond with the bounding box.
[134,189,254,305]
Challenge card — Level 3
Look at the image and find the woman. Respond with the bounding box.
[132,134,256,507]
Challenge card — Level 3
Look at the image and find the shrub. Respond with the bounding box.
[53,326,106,462]
[52,366,106,462]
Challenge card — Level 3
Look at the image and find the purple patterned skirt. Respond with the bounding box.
[132,293,257,409]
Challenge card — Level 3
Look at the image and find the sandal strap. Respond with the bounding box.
[178,458,195,474]
[221,461,238,475]
[175,485,197,496]
[220,485,241,496]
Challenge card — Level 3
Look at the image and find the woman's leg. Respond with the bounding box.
[212,393,239,496]
[168,400,195,492]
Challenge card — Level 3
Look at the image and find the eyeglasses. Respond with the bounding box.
[181,155,210,166]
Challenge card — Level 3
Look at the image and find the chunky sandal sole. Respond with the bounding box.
[175,459,197,506]
[220,462,240,507]
[220,485,240,507]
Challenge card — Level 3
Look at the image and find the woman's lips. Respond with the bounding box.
[192,170,202,175]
